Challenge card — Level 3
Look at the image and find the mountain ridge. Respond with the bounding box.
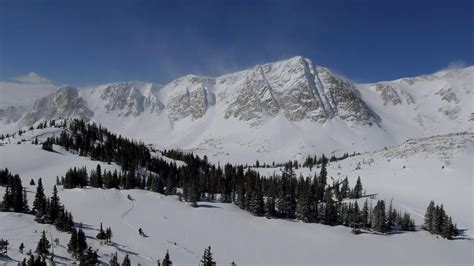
[1,56,472,163]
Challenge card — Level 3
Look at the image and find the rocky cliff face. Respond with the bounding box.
[19,86,92,127]
[164,75,215,121]
[222,56,378,126]
[96,82,164,117]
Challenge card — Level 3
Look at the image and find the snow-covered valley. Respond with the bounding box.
[0,128,473,265]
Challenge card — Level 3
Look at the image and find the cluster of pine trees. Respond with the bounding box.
[41,140,53,152]
[67,227,100,264]
[48,119,150,170]
[423,200,458,239]
[0,168,29,212]
[0,239,8,257]
[32,180,74,232]
[96,222,113,244]
[302,152,360,169]
[369,199,415,233]
[27,119,455,237]
[109,250,173,266]
[42,119,421,234]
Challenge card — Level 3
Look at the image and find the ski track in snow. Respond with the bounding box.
[393,200,425,219]
[166,240,199,259]
[120,197,137,231]
[119,196,155,262]
[121,195,199,260]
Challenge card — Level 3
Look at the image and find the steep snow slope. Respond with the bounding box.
[1,58,472,164]
[357,66,474,142]
[0,134,473,265]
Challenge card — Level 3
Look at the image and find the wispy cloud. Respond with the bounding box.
[438,60,468,71]
[1,72,58,107]
[10,72,53,84]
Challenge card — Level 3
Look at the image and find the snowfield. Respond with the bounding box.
[1,129,473,265]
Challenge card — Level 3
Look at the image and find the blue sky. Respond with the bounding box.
[0,0,472,85]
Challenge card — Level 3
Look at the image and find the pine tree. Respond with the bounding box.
[0,239,8,256]
[340,177,350,199]
[76,228,88,257]
[296,188,312,223]
[22,188,29,212]
[361,199,369,228]
[251,182,264,216]
[67,229,78,258]
[96,223,106,240]
[352,201,361,227]
[162,250,172,266]
[35,230,50,257]
[200,246,216,266]
[79,247,99,265]
[433,205,445,234]
[423,200,435,232]
[48,185,62,222]
[373,200,387,233]
[105,227,113,244]
[323,188,337,225]
[387,199,396,230]
[121,254,131,266]
[27,255,35,265]
[95,164,103,188]
[109,252,120,266]
[352,176,363,199]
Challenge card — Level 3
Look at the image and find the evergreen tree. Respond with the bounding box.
[250,182,264,216]
[76,228,88,257]
[373,200,387,233]
[96,223,106,240]
[109,252,120,266]
[200,246,216,266]
[0,239,8,256]
[95,164,103,188]
[48,185,62,222]
[79,247,99,265]
[352,176,363,199]
[361,199,369,228]
[296,185,312,223]
[67,229,78,258]
[105,227,113,244]
[121,254,131,266]
[323,188,337,225]
[340,177,350,199]
[387,199,396,230]
[352,201,361,227]
[162,250,172,266]
[423,200,435,232]
[35,230,50,257]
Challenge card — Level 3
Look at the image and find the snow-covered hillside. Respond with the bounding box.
[254,132,474,229]
[0,129,473,265]
[1,57,472,164]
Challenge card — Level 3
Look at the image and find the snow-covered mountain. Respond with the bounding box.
[1,57,472,163]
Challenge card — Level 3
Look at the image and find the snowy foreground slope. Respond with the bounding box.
[1,130,473,265]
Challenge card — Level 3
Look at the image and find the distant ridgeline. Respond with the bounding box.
[2,119,459,239]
